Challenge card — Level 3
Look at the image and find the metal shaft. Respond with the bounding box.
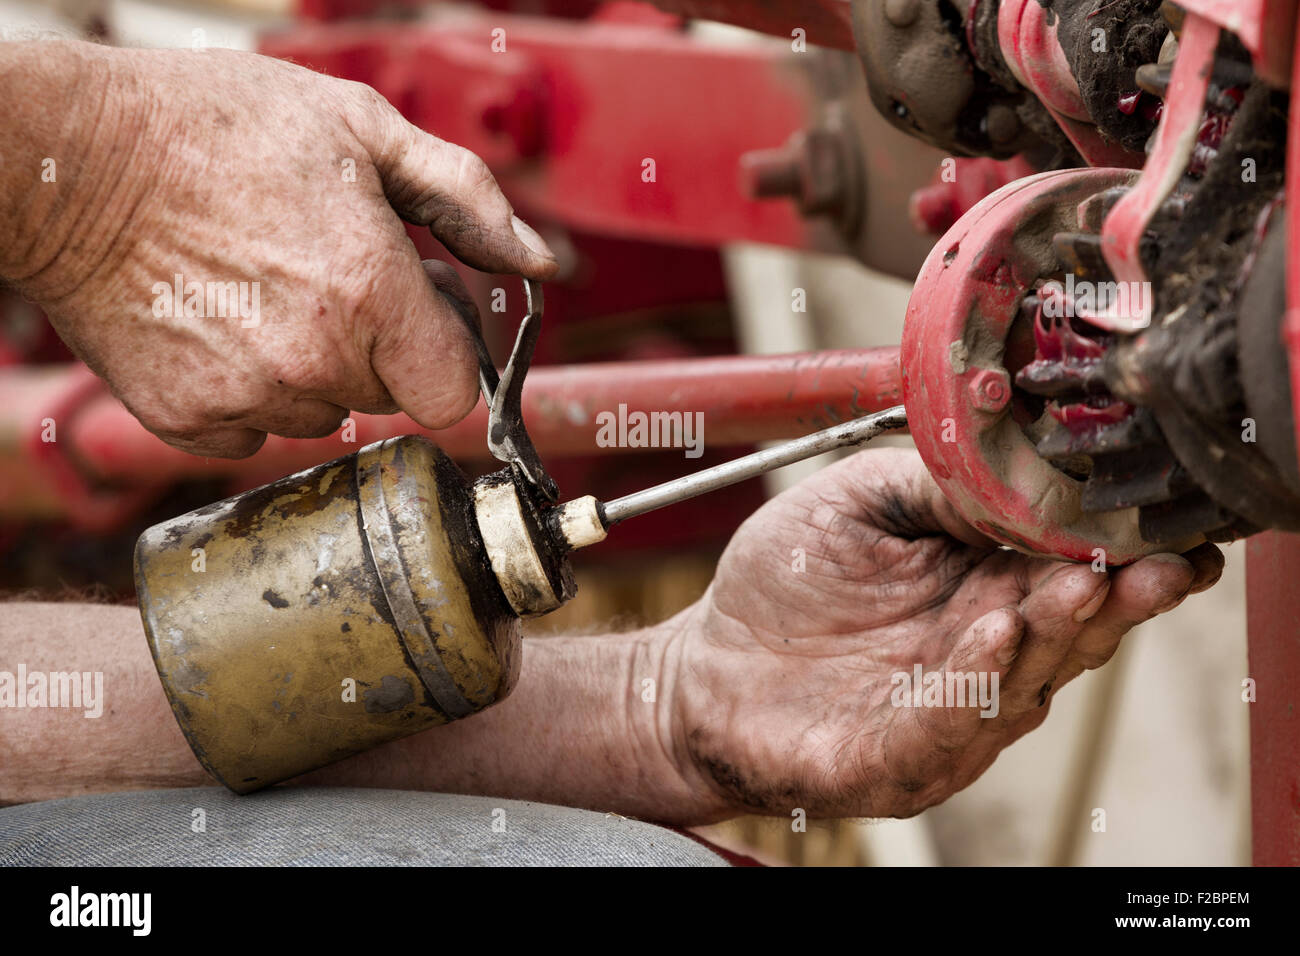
[600,405,907,526]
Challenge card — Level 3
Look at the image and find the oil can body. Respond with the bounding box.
[135,437,520,793]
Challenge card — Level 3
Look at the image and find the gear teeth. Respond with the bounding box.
[1139,492,1235,544]
[1034,410,1190,514]
[1083,454,1190,511]
[1035,412,1152,461]
[1016,361,1105,398]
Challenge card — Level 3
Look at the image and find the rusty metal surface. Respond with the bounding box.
[136,436,519,793]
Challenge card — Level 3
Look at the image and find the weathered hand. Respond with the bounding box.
[2,40,556,457]
[667,447,1223,821]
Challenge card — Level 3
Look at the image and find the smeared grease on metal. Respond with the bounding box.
[363,675,415,714]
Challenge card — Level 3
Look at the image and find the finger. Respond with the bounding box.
[1054,551,1195,683]
[924,605,1024,735]
[244,397,350,440]
[998,564,1109,719]
[358,96,557,279]
[368,259,482,429]
[1183,541,1225,593]
[879,607,1023,793]
[155,426,267,460]
[1015,538,1221,600]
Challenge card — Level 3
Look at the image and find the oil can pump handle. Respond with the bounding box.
[459,279,558,503]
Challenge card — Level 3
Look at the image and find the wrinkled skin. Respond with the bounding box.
[2,42,555,457]
[668,448,1223,820]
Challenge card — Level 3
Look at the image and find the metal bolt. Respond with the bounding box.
[738,142,805,201]
[969,369,1011,413]
[738,123,859,232]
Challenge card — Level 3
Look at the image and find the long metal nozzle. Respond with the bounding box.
[599,405,907,526]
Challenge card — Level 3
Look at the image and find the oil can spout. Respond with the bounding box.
[476,407,906,617]
[597,405,906,527]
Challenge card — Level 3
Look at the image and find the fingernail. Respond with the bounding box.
[1190,560,1224,594]
[1072,577,1111,623]
[1146,552,1194,571]
[1189,571,1222,594]
[511,215,556,261]
[1144,552,1196,611]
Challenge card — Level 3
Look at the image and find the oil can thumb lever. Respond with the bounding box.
[460,278,558,502]
[548,405,908,551]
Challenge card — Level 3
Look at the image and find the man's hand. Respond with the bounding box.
[0,40,556,457]
[664,447,1223,821]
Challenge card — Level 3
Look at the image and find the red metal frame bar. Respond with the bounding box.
[641,0,853,49]
[1245,532,1300,865]
[1247,0,1300,868]
[1178,0,1298,87]
[0,348,902,527]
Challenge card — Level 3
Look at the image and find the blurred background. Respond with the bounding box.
[0,0,1250,865]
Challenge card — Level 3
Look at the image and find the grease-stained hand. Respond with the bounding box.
[3,41,555,457]
[664,447,1222,821]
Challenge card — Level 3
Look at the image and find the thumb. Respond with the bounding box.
[368,259,483,429]
[361,103,558,279]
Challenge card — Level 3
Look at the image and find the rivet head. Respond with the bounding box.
[969,369,1011,413]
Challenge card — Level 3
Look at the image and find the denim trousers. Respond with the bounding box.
[0,787,727,866]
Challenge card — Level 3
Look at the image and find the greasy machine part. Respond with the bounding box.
[851,0,1169,164]
[900,4,1300,556]
[1013,18,1300,544]
[901,166,1201,562]
[136,436,520,793]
